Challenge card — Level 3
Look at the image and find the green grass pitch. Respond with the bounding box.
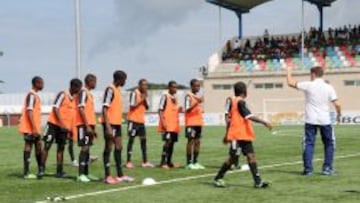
[0,125,359,203]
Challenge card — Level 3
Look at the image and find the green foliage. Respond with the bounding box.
[127,82,188,91]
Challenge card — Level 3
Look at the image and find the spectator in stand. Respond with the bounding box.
[221,24,360,64]
[264,29,270,47]
[234,39,241,52]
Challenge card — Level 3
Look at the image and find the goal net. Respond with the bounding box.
[262,98,305,125]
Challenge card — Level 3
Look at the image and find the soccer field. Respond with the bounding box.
[0,125,359,203]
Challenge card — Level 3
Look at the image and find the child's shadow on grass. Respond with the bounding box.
[7,173,77,180]
[266,169,302,176]
[200,181,252,189]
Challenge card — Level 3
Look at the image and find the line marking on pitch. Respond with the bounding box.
[35,153,360,203]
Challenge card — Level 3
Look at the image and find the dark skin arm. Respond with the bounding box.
[102,106,112,137]
[248,116,272,130]
[130,92,148,110]
[79,106,94,135]
[54,106,67,130]
[159,110,167,131]
[185,96,203,113]
[27,110,40,136]
[223,114,231,145]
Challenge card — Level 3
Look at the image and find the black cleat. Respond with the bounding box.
[55,172,68,178]
[254,181,271,189]
[37,171,44,179]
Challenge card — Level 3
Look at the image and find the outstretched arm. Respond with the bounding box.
[287,66,297,88]
[248,116,272,131]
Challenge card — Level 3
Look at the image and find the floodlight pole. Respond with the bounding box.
[301,0,305,65]
[218,6,223,46]
[74,0,82,79]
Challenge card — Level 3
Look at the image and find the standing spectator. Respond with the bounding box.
[264,29,270,47]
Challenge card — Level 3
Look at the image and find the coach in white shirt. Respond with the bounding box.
[287,66,341,176]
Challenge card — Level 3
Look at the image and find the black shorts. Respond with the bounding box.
[185,126,202,139]
[77,125,95,146]
[24,134,41,143]
[102,124,122,139]
[162,132,178,142]
[128,121,146,137]
[229,141,254,156]
[43,123,68,145]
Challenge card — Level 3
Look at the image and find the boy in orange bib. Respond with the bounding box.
[214,82,272,188]
[19,76,44,179]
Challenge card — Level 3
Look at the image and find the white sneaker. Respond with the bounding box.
[71,160,79,167]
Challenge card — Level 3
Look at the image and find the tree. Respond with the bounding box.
[127,82,188,91]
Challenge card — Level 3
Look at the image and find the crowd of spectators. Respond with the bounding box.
[222,25,360,62]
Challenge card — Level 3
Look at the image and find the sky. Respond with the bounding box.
[0,0,359,93]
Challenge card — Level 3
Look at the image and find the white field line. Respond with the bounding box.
[35,152,360,203]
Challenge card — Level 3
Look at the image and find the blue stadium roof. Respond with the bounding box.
[206,0,338,12]
[305,0,337,7]
[206,0,272,13]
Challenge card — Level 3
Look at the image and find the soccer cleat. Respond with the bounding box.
[185,163,196,170]
[77,174,91,183]
[55,172,67,178]
[71,160,79,167]
[168,162,180,168]
[125,162,134,169]
[141,162,155,168]
[322,169,335,176]
[104,176,120,184]
[24,174,37,180]
[213,179,226,188]
[89,156,99,163]
[37,170,44,179]
[87,174,100,181]
[254,181,271,189]
[116,175,134,183]
[193,163,206,170]
[302,171,313,176]
[160,164,170,170]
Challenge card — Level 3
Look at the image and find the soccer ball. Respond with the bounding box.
[241,164,250,171]
[142,177,156,186]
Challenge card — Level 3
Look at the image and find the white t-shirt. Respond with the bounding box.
[296,78,338,125]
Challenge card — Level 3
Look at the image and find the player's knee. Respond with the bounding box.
[247,154,256,163]
[225,157,234,165]
[58,144,65,152]
[115,144,122,151]
[82,146,90,152]
[103,149,111,156]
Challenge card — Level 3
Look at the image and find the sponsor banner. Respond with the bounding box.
[337,112,360,124]
[267,111,360,125]
[143,112,360,126]
[267,112,305,125]
[144,113,226,126]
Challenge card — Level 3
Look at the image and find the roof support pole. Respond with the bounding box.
[317,4,324,32]
[235,11,243,39]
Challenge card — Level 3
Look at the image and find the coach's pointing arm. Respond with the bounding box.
[286,66,297,88]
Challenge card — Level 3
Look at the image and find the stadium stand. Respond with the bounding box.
[219,25,360,73]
